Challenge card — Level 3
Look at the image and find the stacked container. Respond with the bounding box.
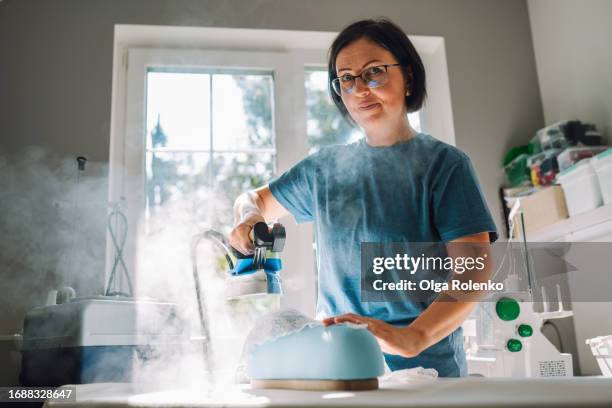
[555,159,603,217]
[590,148,612,205]
[556,146,608,172]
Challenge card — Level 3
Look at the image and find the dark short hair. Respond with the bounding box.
[327,18,427,126]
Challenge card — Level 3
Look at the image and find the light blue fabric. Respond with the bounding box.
[268,133,497,377]
[247,325,385,380]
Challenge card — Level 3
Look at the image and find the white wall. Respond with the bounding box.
[528,0,612,376]
[528,0,612,138]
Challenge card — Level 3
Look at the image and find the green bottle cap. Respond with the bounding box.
[518,324,533,337]
[496,297,520,321]
[507,338,523,352]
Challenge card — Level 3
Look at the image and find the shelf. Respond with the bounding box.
[526,203,612,242]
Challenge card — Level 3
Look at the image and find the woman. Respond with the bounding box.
[229,18,497,377]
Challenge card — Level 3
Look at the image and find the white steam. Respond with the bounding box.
[0,146,279,389]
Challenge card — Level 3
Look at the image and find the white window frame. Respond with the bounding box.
[109,25,455,318]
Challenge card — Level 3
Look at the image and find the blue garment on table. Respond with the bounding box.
[268,133,497,377]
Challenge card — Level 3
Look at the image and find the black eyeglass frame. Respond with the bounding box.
[331,63,402,96]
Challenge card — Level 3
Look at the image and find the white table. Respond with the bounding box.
[44,377,612,407]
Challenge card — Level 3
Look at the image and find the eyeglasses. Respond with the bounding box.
[331,64,402,97]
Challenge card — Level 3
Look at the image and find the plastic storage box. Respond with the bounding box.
[556,159,603,217]
[586,335,612,377]
[556,146,608,172]
[535,120,604,149]
[590,148,612,205]
[535,126,569,151]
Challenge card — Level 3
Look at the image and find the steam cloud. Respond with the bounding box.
[0,145,277,389]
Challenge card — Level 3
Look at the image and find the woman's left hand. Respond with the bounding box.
[321,313,427,358]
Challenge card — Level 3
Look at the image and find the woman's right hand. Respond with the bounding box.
[230,186,289,255]
[228,217,264,255]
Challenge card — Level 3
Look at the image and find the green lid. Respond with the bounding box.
[518,324,533,337]
[503,145,530,166]
[507,338,523,352]
[496,297,520,321]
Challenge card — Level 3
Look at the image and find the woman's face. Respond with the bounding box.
[335,37,408,130]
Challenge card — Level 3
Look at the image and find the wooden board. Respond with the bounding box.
[251,378,378,391]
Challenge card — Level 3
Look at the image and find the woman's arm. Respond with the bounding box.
[230,185,290,254]
[405,231,492,353]
[323,231,492,358]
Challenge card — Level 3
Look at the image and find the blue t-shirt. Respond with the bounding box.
[269,133,497,377]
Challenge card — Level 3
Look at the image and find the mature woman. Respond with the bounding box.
[229,18,497,377]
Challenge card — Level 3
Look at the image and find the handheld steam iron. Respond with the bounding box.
[193,222,285,301]
[226,222,285,299]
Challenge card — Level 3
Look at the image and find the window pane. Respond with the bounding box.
[145,151,212,223]
[212,74,274,151]
[146,71,211,151]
